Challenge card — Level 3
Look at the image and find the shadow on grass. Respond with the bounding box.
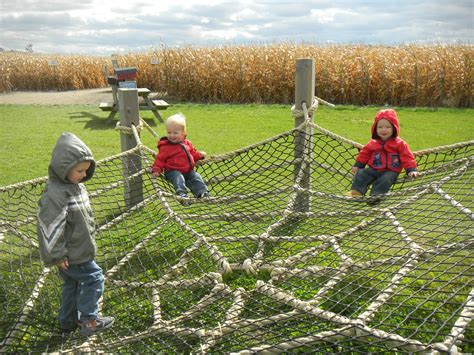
[68,111,158,130]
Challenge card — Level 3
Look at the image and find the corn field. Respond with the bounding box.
[0,44,472,107]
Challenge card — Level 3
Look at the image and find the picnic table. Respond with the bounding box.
[99,69,169,124]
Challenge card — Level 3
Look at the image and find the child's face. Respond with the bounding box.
[67,161,91,184]
[376,119,394,141]
[166,123,185,143]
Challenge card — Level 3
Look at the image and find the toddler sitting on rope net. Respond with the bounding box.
[150,113,210,199]
[347,108,419,204]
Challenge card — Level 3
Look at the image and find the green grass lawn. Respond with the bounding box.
[1,102,472,353]
[0,104,472,186]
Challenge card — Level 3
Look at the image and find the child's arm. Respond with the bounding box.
[351,166,360,174]
[151,169,162,177]
[187,140,206,161]
[151,150,166,177]
[37,193,69,267]
[399,140,418,177]
[56,259,69,270]
[351,142,372,173]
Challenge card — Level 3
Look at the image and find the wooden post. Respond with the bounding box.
[294,58,315,212]
[111,83,119,108]
[110,58,120,104]
[118,88,143,209]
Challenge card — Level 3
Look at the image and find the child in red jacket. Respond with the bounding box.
[347,108,418,199]
[151,113,209,198]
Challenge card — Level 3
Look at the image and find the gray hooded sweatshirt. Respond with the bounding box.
[37,132,96,267]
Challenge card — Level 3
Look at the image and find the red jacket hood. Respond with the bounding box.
[371,109,400,139]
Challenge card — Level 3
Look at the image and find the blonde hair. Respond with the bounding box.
[165,113,187,133]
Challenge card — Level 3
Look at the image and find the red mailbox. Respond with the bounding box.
[114,67,137,81]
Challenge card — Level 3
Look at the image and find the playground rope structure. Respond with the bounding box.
[0,98,472,353]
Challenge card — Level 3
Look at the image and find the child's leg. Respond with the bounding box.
[62,261,104,323]
[351,168,377,195]
[371,171,399,195]
[164,170,188,196]
[184,171,208,197]
[58,270,80,331]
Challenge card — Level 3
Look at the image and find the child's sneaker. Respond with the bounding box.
[60,320,81,334]
[80,316,115,337]
[345,190,362,197]
[198,192,209,198]
[367,195,383,206]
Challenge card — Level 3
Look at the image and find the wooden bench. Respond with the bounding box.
[99,102,115,111]
[151,100,170,109]
[99,86,169,123]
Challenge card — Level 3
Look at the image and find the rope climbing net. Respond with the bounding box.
[0,100,472,353]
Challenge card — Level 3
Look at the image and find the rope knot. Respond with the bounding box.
[221,261,233,274]
[291,97,319,120]
[115,120,144,135]
[242,258,257,274]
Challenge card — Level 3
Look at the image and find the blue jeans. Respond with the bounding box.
[58,260,104,328]
[352,168,399,196]
[164,170,208,197]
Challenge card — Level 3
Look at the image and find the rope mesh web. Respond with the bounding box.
[1,102,473,353]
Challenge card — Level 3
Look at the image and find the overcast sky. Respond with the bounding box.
[1,0,472,55]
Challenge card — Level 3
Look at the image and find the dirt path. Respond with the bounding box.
[0,88,113,105]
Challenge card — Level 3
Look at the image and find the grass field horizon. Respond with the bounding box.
[0,103,473,186]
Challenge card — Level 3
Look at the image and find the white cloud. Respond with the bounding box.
[229,8,261,22]
[0,0,471,54]
[310,8,357,24]
[198,27,255,41]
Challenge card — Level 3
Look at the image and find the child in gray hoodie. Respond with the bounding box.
[37,132,114,336]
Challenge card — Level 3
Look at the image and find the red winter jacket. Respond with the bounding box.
[151,137,205,175]
[354,109,418,174]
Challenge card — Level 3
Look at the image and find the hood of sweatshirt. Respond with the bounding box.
[48,132,95,183]
[371,109,400,139]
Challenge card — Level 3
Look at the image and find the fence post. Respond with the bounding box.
[118,88,143,209]
[294,58,315,212]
